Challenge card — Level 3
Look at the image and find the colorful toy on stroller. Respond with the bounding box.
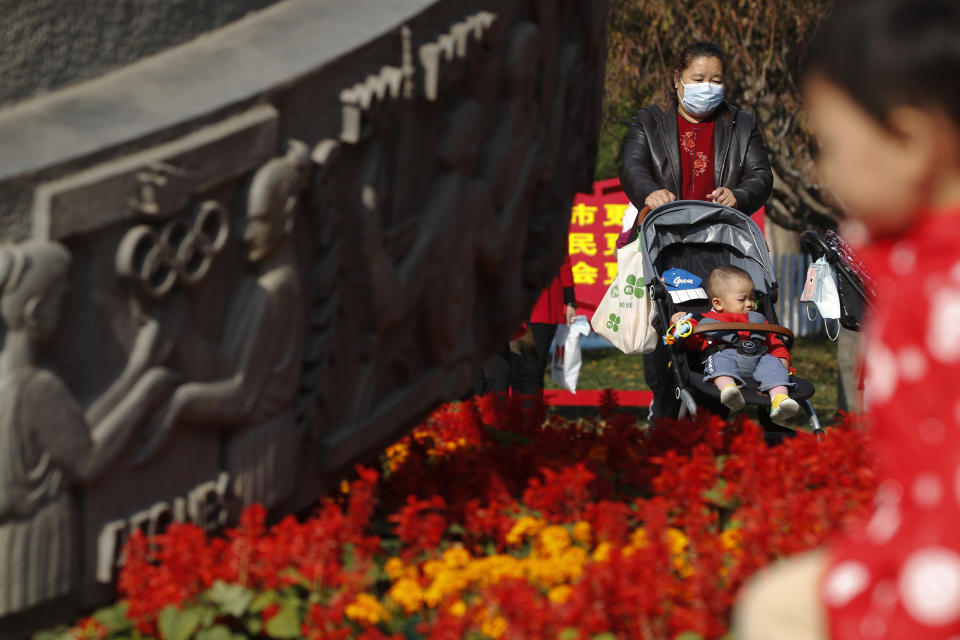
[638,200,824,436]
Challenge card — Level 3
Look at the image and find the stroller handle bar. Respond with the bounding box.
[690,322,795,346]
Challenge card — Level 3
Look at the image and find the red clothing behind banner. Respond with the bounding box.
[822,206,960,638]
[677,114,716,201]
[530,253,575,324]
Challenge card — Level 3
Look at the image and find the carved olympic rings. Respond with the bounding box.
[116,200,230,297]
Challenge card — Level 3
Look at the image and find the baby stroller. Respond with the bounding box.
[639,201,824,436]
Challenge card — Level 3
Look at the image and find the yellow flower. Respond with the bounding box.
[448,599,467,617]
[506,516,544,546]
[665,527,693,577]
[592,541,612,563]
[345,593,389,625]
[388,578,424,614]
[538,525,572,557]
[524,557,566,587]
[385,442,410,473]
[422,559,445,578]
[528,547,589,586]
[443,546,472,568]
[470,554,524,587]
[630,527,649,548]
[675,559,694,579]
[665,527,689,555]
[425,569,469,607]
[572,521,592,546]
[548,584,573,604]
[560,547,588,580]
[385,557,406,580]
[340,480,350,494]
[719,527,742,553]
[480,614,508,639]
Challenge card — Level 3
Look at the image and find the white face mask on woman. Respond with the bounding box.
[678,81,724,117]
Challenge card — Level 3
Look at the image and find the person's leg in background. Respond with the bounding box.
[508,327,540,395]
[473,344,511,395]
[530,322,559,392]
[510,323,558,395]
[645,342,680,419]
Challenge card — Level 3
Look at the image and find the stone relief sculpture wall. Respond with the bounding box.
[0,0,608,633]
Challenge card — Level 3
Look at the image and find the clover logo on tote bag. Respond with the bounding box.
[590,238,657,354]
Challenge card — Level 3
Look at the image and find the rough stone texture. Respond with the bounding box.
[0,0,281,108]
[0,0,608,634]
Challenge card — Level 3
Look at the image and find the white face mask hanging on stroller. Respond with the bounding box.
[800,256,842,340]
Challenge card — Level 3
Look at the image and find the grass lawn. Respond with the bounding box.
[545,334,841,423]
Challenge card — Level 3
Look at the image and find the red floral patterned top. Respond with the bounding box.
[822,205,960,638]
[677,114,716,200]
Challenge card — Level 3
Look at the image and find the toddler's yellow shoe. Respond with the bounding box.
[770,393,800,426]
[720,384,745,412]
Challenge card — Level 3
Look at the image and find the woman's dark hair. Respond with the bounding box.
[673,41,726,76]
[802,0,960,128]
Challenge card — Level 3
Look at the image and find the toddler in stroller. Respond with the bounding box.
[639,199,821,435]
[669,265,800,426]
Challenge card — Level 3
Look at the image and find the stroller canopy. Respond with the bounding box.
[639,201,776,295]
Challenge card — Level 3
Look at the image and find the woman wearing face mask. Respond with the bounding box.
[619,41,773,419]
[620,40,773,214]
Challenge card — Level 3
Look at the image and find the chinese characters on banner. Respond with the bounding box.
[568,178,764,322]
[567,178,630,322]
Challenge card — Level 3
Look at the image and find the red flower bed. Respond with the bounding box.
[58,393,876,640]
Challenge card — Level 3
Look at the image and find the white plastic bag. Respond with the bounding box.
[551,315,591,392]
[590,237,657,354]
[801,256,841,340]
[621,202,640,232]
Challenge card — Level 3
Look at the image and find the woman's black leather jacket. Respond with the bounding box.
[619,101,773,215]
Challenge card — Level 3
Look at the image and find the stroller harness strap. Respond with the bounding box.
[697,313,770,362]
[694,315,792,378]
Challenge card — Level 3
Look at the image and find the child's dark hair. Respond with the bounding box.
[673,41,726,77]
[802,0,960,129]
[707,265,753,299]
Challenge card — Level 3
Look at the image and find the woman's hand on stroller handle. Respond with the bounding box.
[644,190,675,210]
[708,187,737,208]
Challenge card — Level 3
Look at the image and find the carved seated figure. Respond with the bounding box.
[136,142,309,509]
[0,241,174,615]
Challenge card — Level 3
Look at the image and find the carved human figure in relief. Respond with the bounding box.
[0,241,175,615]
[136,141,309,508]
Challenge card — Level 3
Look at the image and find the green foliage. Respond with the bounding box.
[263,602,301,639]
[205,581,254,618]
[158,606,204,640]
[40,585,302,640]
[195,625,235,640]
[600,0,838,230]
